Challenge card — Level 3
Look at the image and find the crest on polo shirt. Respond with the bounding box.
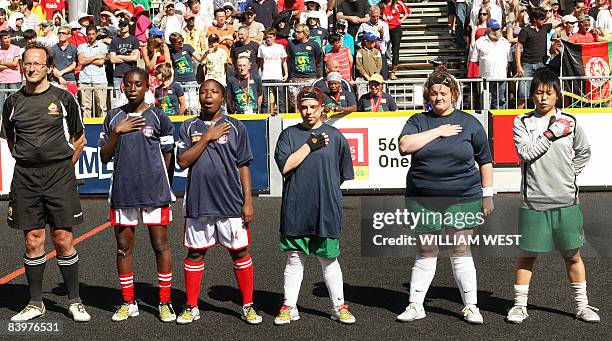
[143,125,154,137]
[218,133,229,144]
[48,103,60,116]
[191,133,202,143]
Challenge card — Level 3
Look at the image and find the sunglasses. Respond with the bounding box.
[479,12,488,16]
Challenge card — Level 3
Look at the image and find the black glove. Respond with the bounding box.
[306,132,327,151]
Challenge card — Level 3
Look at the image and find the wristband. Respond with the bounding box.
[482,187,494,197]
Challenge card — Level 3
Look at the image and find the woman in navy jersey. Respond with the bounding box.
[273,86,355,325]
[98,68,176,323]
[396,70,494,324]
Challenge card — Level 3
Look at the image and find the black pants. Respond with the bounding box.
[389,26,403,67]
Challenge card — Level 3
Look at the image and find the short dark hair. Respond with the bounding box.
[201,79,226,95]
[529,7,547,21]
[86,25,98,34]
[123,67,149,87]
[0,30,10,38]
[169,32,183,45]
[214,8,225,16]
[22,43,54,66]
[529,68,562,98]
[264,27,276,37]
[23,29,36,40]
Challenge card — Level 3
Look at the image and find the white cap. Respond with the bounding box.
[69,21,81,29]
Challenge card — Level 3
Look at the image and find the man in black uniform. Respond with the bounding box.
[1,43,89,322]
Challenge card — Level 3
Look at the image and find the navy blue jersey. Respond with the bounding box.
[357,93,397,112]
[399,109,492,198]
[177,115,253,218]
[226,74,263,114]
[274,123,354,238]
[98,106,176,208]
[171,44,197,83]
[323,90,356,109]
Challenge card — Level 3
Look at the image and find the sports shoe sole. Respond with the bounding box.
[176,315,200,325]
[241,315,263,325]
[111,310,139,322]
[331,315,356,324]
[12,313,45,322]
[274,315,300,326]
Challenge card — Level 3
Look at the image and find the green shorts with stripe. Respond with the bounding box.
[405,197,483,233]
[518,205,586,253]
[279,235,340,259]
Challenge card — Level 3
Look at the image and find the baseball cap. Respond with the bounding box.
[326,72,343,83]
[336,18,348,27]
[362,32,380,41]
[164,0,175,8]
[549,0,559,4]
[223,2,235,10]
[118,18,130,26]
[369,74,384,84]
[562,15,578,23]
[78,13,94,22]
[577,14,590,22]
[69,20,81,29]
[149,26,164,37]
[245,5,256,13]
[486,19,501,30]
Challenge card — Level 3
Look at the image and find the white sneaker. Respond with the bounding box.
[111,301,139,322]
[241,304,263,325]
[69,302,91,322]
[274,305,300,325]
[576,305,600,323]
[158,302,176,322]
[176,306,200,325]
[11,304,45,321]
[331,304,356,324]
[506,305,528,324]
[462,305,483,324]
[397,302,426,322]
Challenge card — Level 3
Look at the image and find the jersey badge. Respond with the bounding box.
[48,103,60,116]
[143,125,154,137]
[306,46,312,51]
[218,133,229,144]
[191,133,202,143]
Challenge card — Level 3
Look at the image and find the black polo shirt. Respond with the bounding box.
[518,23,552,64]
[52,43,78,82]
[1,85,84,166]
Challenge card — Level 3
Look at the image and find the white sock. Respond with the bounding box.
[318,257,345,309]
[513,284,529,307]
[409,256,437,304]
[283,251,305,308]
[571,282,588,311]
[450,256,478,306]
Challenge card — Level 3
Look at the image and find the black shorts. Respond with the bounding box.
[447,1,457,16]
[8,159,83,230]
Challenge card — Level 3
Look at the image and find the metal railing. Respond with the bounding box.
[0,76,609,118]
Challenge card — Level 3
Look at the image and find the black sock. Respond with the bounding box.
[57,252,80,303]
[24,254,46,306]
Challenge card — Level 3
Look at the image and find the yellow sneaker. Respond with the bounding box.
[111,301,139,322]
[331,304,356,324]
[158,302,176,322]
[274,304,299,325]
[242,304,262,325]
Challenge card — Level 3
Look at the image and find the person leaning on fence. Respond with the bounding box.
[355,31,383,97]
[357,73,397,112]
[109,18,141,99]
[312,58,353,94]
[257,28,288,114]
[50,25,77,87]
[77,25,108,118]
[169,31,203,114]
[286,23,322,111]
[507,68,600,324]
[321,71,357,115]
[226,56,263,114]
[396,70,494,325]
[475,19,511,109]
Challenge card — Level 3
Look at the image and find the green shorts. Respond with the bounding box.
[518,205,586,253]
[279,235,340,259]
[405,198,483,233]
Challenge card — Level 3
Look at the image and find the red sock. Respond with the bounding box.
[184,259,204,308]
[158,272,172,303]
[118,272,134,304]
[233,255,254,305]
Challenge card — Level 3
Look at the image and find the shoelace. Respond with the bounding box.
[245,305,258,318]
[336,304,352,318]
[278,305,292,318]
[181,308,194,319]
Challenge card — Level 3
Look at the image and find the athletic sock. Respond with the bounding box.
[232,254,254,306]
[24,254,46,307]
[513,284,529,307]
[409,256,437,304]
[450,256,478,306]
[571,282,588,311]
[184,259,204,308]
[118,272,135,304]
[283,251,305,308]
[318,257,345,309]
[158,272,172,303]
[57,252,80,303]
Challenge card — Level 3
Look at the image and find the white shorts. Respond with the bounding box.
[184,217,250,250]
[110,205,172,227]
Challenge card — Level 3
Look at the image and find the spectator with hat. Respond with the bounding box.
[202,33,230,86]
[312,58,353,94]
[322,71,357,114]
[300,0,327,30]
[550,0,563,21]
[355,31,382,95]
[109,18,141,96]
[143,26,170,90]
[357,73,397,112]
[99,9,118,36]
[182,11,207,64]
[571,1,594,31]
[326,18,355,57]
[40,0,65,20]
[66,20,86,47]
[475,18,510,109]
[37,19,57,47]
[355,6,390,78]
[155,0,185,44]
[305,11,328,50]
[222,1,241,30]
[77,12,93,32]
[325,31,353,82]
[133,5,152,46]
[569,14,605,42]
[241,5,265,44]
[51,24,77,87]
[555,14,578,41]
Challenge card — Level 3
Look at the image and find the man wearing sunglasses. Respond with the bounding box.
[51,24,77,87]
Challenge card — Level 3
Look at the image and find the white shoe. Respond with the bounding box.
[274,305,300,325]
[331,304,356,324]
[397,302,426,322]
[176,306,200,325]
[576,305,600,323]
[462,305,483,324]
[242,304,263,325]
[11,304,45,321]
[158,302,176,322]
[506,305,528,324]
[69,302,91,322]
[111,301,139,322]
